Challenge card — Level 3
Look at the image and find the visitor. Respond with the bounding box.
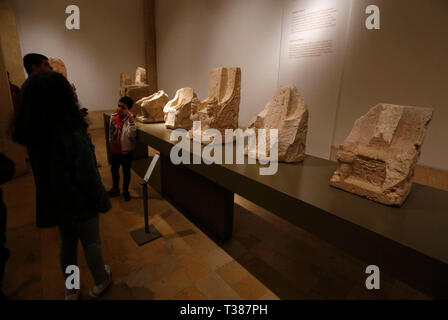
[107,96,136,202]
[12,71,112,300]
[0,153,15,300]
[23,53,53,76]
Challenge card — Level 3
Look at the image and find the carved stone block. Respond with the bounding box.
[135,67,147,84]
[49,57,67,78]
[136,90,169,123]
[120,73,132,96]
[190,67,241,143]
[123,84,151,109]
[330,103,433,206]
[246,85,308,162]
[164,88,197,129]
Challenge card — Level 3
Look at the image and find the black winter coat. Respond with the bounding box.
[0,153,15,185]
[1,152,15,248]
[27,130,111,228]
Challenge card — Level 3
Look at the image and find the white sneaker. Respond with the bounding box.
[89,264,112,299]
[65,289,80,300]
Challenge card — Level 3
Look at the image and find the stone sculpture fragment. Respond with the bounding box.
[330,103,433,206]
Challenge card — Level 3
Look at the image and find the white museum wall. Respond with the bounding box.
[278,0,353,158]
[12,0,447,170]
[0,0,26,87]
[155,0,283,129]
[333,0,448,170]
[157,0,447,170]
[0,40,28,176]
[14,0,146,111]
[156,0,354,159]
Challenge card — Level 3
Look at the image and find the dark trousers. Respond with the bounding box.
[111,152,133,192]
[0,189,9,285]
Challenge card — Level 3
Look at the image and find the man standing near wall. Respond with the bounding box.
[22,53,52,76]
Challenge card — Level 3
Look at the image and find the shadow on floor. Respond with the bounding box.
[218,203,428,300]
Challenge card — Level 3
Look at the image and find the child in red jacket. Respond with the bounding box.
[108,96,136,202]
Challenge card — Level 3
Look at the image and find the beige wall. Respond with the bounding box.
[14,0,146,111]
[10,0,448,171]
[332,0,448,171]
[0,40,28,176]
[155,0,448,172]
[0,0,25,86]
[155,0,283,127]
[278,0,353,158]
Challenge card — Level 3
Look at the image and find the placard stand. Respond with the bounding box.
[130,180,162,246]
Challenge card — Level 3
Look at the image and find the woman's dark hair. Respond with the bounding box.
[12,71,87,147]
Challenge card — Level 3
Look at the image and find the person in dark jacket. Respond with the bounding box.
[0,153,15,300]
[12,71,112,300]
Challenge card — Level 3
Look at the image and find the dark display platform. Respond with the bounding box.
[104,114,448,298]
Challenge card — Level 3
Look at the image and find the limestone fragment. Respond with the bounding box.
[49,57,67,78]
[122,84,152,109]
[190,67,241,143]
[330,103,433,206]
[136,90,169,123]
[135,67,147,84]
[120,73,132,96]
[246,85,308,162]
[164,88,197,129]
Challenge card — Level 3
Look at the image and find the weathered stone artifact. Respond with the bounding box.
[164,88,197,129]
[190,67,241,143]
[135,67,147,84]
[120,73,132,96]
[246,85,308,162]
[49,57,68,78]
[122,84,152,109]
[136,90,169,123]
[120,67,150,107]
[330,103,433,206]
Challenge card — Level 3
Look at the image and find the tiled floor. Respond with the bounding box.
[1,128,430,300]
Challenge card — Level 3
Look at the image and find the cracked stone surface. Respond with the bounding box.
[164,87,197,129]
[122,84,152,109]
[120,73,132,96]
[49,57,67,78]
[135,67,147,84]
[190,67,241,143]
[136,90,169,123]
[330,103,433,206]
[246,85,308,163]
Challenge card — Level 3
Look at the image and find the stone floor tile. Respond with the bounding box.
[146,268,194,300]
[177,253,213,282]
[126,254,180,288]
[183,233,217,258]
[203,248,234,270]
[258,290,280,300]
[216,260,250,287]
[232,274,269,300]
[172,284,207,300]
[196,272,241,300]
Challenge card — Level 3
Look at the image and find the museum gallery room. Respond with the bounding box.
[0,0,447,301]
